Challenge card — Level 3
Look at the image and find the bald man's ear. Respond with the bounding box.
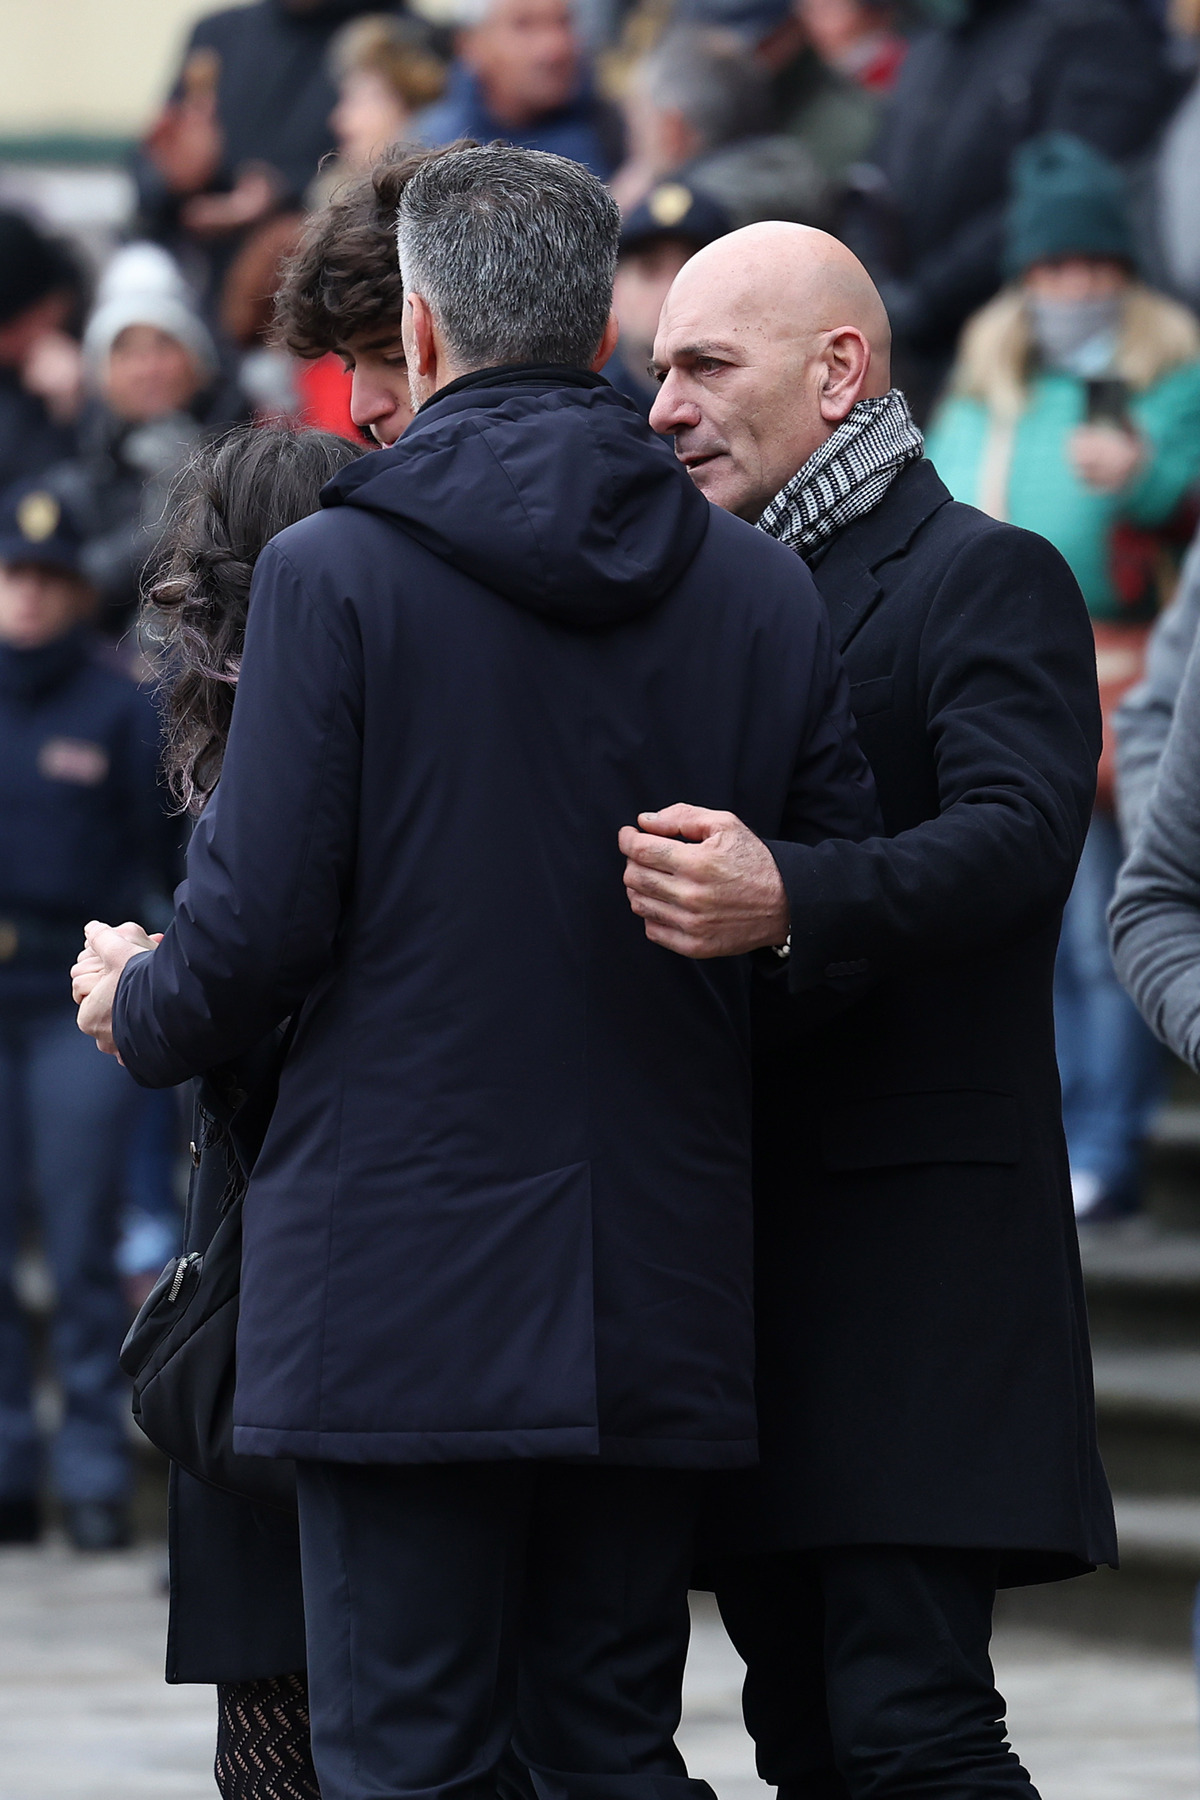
[817,326,873,427]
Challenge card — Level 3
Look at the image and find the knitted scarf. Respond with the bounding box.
[757,387,924,558]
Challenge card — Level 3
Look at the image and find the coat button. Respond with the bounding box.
[190,1140,201,1168]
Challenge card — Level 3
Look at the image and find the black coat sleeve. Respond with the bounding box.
[112,542,363,1087]
[765,524,1100,993]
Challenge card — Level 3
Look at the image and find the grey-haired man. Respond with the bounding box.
[80,150,876,1800]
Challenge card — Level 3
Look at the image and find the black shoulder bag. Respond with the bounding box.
[119,1027,296,1512]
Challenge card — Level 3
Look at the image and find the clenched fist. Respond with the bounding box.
[618,803,789,959]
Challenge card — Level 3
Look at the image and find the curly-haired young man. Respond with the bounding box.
[274,141,459,447]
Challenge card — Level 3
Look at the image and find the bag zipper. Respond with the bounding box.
[168,1252,202,1302]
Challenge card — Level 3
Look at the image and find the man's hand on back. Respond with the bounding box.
[619,804,790,958]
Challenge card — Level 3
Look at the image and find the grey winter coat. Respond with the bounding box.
[1113,526,1200,845]
[1110,620,1200,1069]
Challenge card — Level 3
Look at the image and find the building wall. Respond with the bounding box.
[0,1,235,143]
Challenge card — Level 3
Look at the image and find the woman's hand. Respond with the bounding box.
[73,922,162,1056]
[72,921,160,1001]
[1070,424,1145,493]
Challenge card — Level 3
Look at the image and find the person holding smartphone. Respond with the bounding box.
[926,132,1200,1223]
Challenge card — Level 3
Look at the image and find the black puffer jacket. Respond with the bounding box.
[113,367,877,1471]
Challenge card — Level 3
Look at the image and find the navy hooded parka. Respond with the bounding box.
[114,371,876,1469]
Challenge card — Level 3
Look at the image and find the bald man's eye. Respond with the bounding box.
[648,363,666,385]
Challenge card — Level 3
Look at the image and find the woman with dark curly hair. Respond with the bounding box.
[148,425,365,1800]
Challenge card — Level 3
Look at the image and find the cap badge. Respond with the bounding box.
[17,491,60,543]
[648,183,693,229]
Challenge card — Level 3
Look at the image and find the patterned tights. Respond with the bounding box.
[215,1673,321,1799]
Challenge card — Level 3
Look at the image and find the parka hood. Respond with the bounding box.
[321,369,711,628]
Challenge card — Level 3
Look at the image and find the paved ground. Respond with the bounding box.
[0,1544,1196,1800]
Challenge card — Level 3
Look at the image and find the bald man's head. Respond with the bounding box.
[648,221,893,521]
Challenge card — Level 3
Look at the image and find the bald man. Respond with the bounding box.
[620,225,1117,1796]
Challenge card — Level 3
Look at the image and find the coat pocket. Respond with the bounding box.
[819,1088,1021,1171]
[849,675,894,719]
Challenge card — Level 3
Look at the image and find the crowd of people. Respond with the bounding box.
[1,0,1200,1791]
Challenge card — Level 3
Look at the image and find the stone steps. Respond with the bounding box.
[1139,1100,1200,1232]
[997,1496,1200,1652]
[1041,1085,1200,1645]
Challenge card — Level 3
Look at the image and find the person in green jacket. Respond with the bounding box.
[927,132,1200,1221]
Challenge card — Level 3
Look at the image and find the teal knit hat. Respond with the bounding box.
[1005,133,1135,277]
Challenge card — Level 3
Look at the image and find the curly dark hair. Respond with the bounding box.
[145,426,366,813]
[272,142,468,358]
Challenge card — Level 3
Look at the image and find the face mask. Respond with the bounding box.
[1026,296,1123,377]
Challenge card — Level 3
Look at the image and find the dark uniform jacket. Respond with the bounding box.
[753,458,1117,1585]
[0,369,75,496]
[0,631,168,1010]
[114,368,877,1472]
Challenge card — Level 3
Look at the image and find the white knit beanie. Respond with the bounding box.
[83,291,218,378]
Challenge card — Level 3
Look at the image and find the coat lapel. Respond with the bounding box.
[813,548,883,653]
[806,460,953,652]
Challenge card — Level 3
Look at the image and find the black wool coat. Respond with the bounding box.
[167,1040,305,1685]
[751,458,1117,1585]
[114,370,877,1473]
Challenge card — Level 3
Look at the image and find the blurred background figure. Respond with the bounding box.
[328,12,447,173]
[795,0,905,91]
[664,0,879,184]
[24,255,219,645]
[1158,0,1200,318]
[611,23,830,224]
[927,133,1200,1222]
[612,25,769,206]
[0,481,172,1552]
[416,0,623,177]
[0,211,87,496]
[847,0,1179,419]
[134,0,406,390]
[607,177,731,410]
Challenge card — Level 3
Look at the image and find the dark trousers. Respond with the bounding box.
[295,1460,717,1800]
[713,1548,1040,1800]
[0,1002,136,1503]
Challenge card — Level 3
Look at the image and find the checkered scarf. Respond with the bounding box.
[757,388,924,558]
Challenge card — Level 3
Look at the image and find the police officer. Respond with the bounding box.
[0,480,169,1549]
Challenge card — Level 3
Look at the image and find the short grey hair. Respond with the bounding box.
[636,28,769,155]
[397,144,620,371]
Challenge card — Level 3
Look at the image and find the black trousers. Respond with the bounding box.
[296,1460,717,1800]
[712,1548,1041,1800]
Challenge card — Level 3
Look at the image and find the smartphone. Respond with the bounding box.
[1085,377,1132,430]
